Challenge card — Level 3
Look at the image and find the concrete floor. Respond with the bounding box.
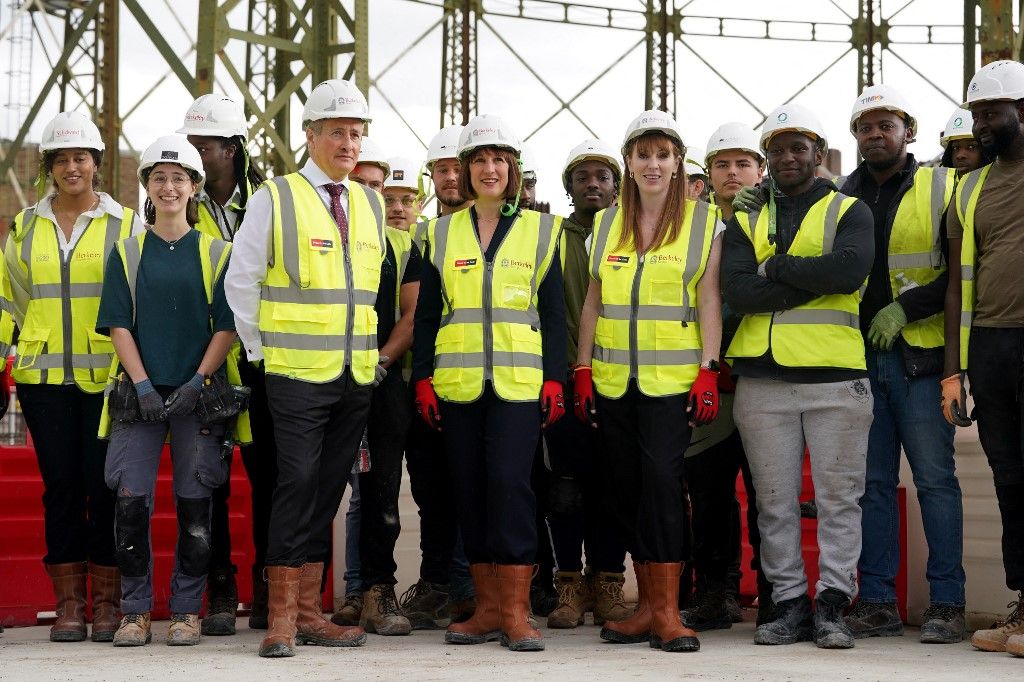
[1,617,1021,681]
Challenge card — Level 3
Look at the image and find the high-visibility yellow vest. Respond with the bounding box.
[195,181,257,242]
[385,226,414,322]
[258,174,385,384]
[588,200,717,398]
[727,191,867,370]
[97,230,251,443]
[412,219,430,255]
[10,204,134,391]
[0,246,14,358]
[886,165,955,350]
[954,163,993,370]
[425,209,561,403]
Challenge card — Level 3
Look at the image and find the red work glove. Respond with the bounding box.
[572,365,598,428]
[688,365,720,427]
[541,379,565,429]
[940,373,972,427]
[414,378,442,431]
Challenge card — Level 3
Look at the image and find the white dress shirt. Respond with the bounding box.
[224,159,350,361]
[199,185,243,240]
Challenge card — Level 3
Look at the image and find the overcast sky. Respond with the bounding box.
[5,0,982,214]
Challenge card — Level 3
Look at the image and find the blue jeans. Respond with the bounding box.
[859,348,965,605]
[344,474,363,595]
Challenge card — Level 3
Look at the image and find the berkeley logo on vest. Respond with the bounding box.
[649,253,681,264]
[355,240,380,253]
[500,257,533,270]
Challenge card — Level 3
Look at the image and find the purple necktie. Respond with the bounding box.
[324,183,349,245]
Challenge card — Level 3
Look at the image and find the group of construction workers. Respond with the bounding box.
[1,56,1023,662]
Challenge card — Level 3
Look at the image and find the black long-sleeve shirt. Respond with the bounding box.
[721,177,874,382]
[411,207,567,386]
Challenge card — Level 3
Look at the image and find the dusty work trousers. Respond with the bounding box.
[596,381,692,563]
[734,376,873,603]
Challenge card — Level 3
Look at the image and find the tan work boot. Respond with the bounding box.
[446,564,501,645]
[47,562,88,642]
[497,564,544,651]
[361,584,412,635]
[113,613,152,647]
[331,592,364,627]
[259,566,301,657]
[971,594,1024,652]
[294,562,366,647]
[547,571,587,628]
[167,613,201,646]
[592,572,631,625]
[601,562,652,644]
[88,563,121,642]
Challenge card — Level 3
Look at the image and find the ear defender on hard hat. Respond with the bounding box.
[500,157,525,217]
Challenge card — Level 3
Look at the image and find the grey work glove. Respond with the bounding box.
[732,184,767,214]
[373,356,390,387]
[134,379,166,422]
[164,373,205,416]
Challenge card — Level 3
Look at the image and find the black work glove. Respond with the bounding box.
[134,379,166,422]
[164,373,205,416]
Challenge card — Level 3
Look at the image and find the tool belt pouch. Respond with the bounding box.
[900,340,943,378]
[196,374,251,425]
[108,373,140,423]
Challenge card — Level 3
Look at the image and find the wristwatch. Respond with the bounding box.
[703,359,720,372]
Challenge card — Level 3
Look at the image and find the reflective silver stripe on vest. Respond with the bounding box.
[209,238,230,276]
[821,192,847,255]
[20,208,36,286]
[0,296,13,314]
[961,264,974,282]
[261,285,377,306]
[773,308,859,327]
[747,209,762,245]
[929,167,948,266]
[434,350,544,370]
[887,253,936,269]
[260,330,377,351]
[270,176,301,285]
[599,303,697,323]
[122,236,143,322]
[441,307,541,328]
[31,282,105,299]
[363,188,385,244]
[958,168,984,220]
[429,214,456,310]
[590,207,618,280]
[960,310,972,327]
[104,212,125,263]
[30,352,112,370]
[681,200,711,316]
[592,345,703,366]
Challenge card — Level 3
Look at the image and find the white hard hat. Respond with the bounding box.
[850,84,917,136]
[177,93,248,140]
[621,109,685,156]
[705,122,763,167]
[302,78,371,123]
[39,111,104,152]
[685,146,707,176]
[562,138,622,191]
[964,59,1024,107]
[520,145,537,177]
[356,137,390,175]
[940,107,975,148]
[457,114,521,159]
[137,134,206,190]
[384,156,422,191]
[760,102,828,152]
[425,124,463,169]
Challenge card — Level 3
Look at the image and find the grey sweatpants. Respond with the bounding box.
[733,376,873,603]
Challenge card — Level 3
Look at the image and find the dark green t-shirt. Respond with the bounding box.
[96,229,234,388]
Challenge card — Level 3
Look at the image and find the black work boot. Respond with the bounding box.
[753,594,813,645]
[202,565,238,636]
[920,603,965,644]
[755,572,775,627]
[680,580,732,631]
[398,579,451,630]
[814,588,854,649]
[844,600,903,639]
[249,564,269,630]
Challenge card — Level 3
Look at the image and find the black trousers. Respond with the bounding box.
[597,382,692,563]
[544,404,627,573]
[968,326,1024,591]
[532,441,556,589]
[358,370,411,586]
[265,370,371,567]
[405,416,461,585]
[208,359,279,572]
[441,384,540,565]
[18,384,115,566]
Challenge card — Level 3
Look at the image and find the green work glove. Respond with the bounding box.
[867,301,908,351]
[732,184,766,214]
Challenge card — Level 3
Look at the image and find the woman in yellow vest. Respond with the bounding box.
[95,135,239,648]
[411,114,567,652]
[574,111,724,653]
[4,111,141,643]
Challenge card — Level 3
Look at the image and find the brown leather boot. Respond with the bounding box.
[294,562,366,647]
[648,562,699,652]
[88,562,121,642]
[361,584,412,635]
[592,571,632,625]
[496,564,544,651]
[600,561,651,643]
[547,571,586,629]
[258,566,301,658]
[47,562,87,642]
[445,563,501,644]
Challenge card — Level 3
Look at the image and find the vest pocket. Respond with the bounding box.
[647,278,683,306]
[86,328,115,385]
[501,284,531,311]
[434,325,464,384]
[510,324,543,384]
[14,326,50,371]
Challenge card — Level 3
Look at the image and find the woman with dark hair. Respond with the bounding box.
[4,110,141,644]
[95,134,249,647]
[412,114,567,652]
[574,110,724,653]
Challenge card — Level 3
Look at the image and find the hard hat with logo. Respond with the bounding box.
[425,124,464,170]
[964,59,1024,107]
[302,78,371,123]
[621,109,685,156]
[760,102,828,152]
[457,114,521,159]
[940,107,975,148]
[137,135,206,190]
[849,84,917,137]
[177,94,248,140]
[39,111,104,152]
[356,137,390,175]
[520,144,537,179]
[384,156,423,192]
[705,122,763,167]
[562,138,622,192]
[685,146,707,177]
